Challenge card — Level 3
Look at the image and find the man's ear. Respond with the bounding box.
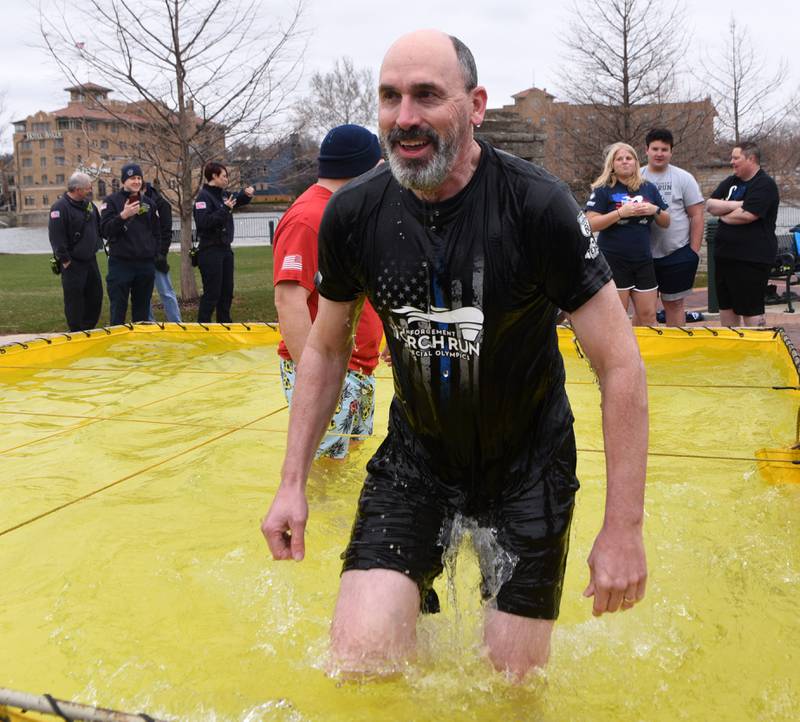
[470,86,488,128]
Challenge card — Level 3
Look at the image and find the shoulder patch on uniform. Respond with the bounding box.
[195,201,207,209]
[577,211,592,238]
[50,210,60,218]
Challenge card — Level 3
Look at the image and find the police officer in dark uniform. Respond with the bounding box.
[100,163,160,325]
[193,161,254,323]
[47,171,103,331]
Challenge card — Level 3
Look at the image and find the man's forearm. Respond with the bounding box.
[688,208,704,253]
[598,359,648,529]
[281,337,352,485]
[276,303,313,363]
[719,207,758,225]
[706,199,741,216]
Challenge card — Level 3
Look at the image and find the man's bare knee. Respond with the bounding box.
[330,569,420,673]
[483,608,554,681]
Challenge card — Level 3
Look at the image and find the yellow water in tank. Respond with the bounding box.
[0,325,798,721]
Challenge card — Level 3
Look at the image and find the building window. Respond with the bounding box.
[41,174,48,184]
[55,157,65,166]
[24,195,35,206]
[42,194,49,205]
[112,178,120,192]
[40,157,47,168]
[19,141,32,151]
[75,137,81,148]
[111,123,118,134]
[100,140,108,149]
[54,138,64,149]
[32,122,50,133]
[22,158,32,167]
[39,140,46,149]
[23,175,33,185]
[97,179,107,196]
[14,122,27,133]
[56,174,65,184]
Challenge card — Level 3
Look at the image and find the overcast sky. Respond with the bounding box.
[2,0,798,150]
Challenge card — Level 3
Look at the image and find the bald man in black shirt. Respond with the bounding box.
[262,29,649,680]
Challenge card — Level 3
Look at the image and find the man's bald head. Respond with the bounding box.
[378,30,487,199]
[381,30,477,93]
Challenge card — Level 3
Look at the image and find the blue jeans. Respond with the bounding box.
[148,269,182,322]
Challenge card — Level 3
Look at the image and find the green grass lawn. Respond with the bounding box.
[0,247,276,334]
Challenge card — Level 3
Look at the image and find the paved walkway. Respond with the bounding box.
[2,290,799,350]
[683,287,800,347]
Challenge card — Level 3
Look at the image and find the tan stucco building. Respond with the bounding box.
[11,83,223,224]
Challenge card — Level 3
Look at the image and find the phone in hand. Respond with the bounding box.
[127,192,140,203]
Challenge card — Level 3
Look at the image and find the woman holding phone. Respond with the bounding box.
[192,162,255,323]
[99,163,160,325]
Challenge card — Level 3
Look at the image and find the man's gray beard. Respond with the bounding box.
[381,130,460,192]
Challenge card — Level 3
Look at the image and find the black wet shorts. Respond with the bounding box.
[602,251,658,292]
[653,244,700,300]
[715,257,772,317]
[341,435,579,620]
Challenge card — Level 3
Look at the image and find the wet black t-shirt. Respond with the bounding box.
[318,142,612,490]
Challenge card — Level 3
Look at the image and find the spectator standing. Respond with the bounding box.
[706,142,779,327]
[143,180,182,323]
[273,124,384,459]
[640,129,705,326]
[100,163,160,325]
[193,162,254,323]
[47,172,103,331]
[584,142,670,325]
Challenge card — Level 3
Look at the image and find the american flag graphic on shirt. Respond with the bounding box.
[281,254,303,271]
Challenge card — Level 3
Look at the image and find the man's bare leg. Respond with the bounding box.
[483,607,554,681]
[330,569,420,674]
[719,309,742,326]
[743,313,766,327]
[662,298,685,327]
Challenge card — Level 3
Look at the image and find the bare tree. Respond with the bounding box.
[40,0,304,301]
[699,18,800,144]
[293,56,376,140]
[554,0,713,187]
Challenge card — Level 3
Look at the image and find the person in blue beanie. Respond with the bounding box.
[100,163,160,325]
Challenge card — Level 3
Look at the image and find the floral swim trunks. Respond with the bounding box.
[279,358,377,459]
